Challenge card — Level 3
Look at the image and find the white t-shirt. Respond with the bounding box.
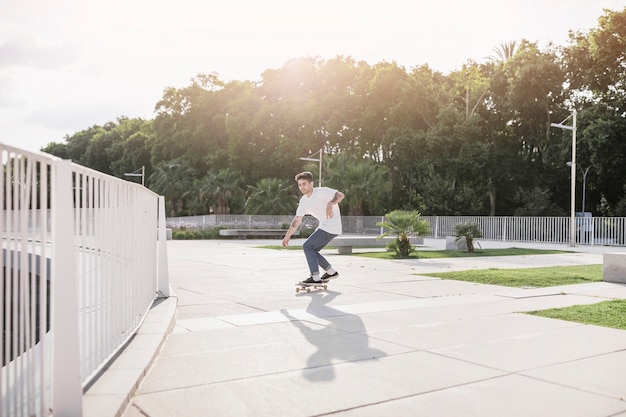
[296,187,343,235]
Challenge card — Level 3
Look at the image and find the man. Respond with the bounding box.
[282,171,344,285]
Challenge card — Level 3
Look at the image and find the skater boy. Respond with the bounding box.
[282,171,344,284]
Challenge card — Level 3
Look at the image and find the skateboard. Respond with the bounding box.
[295,281,328,293]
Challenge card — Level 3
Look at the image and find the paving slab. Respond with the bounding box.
[521,349,626,400]
[432,322,626,372]
[128,352,506,417]
[332,374,626,417]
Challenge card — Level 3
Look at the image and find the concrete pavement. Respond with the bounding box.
[86,238,626,416]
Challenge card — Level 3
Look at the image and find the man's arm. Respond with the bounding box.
[326,191,345,218]
[282,215,303,247]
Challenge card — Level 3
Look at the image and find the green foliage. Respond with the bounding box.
[39,10,626,217]
[513,187,567,216]
[377,210,431,257]
[196,168,244,215]
[452,221,484,253]
[529,299,626,331]
[172,228,220,240]
[428,264,601,287]
[325,153,391,215]
[565,8,626,108]
[245,178,298,215]
[149,158,198,216]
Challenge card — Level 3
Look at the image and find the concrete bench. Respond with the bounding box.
[329,235,424,254]
[603,252,626,283]
[219,229,297,239]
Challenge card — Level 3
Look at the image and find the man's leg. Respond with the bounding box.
[302,229,336,280]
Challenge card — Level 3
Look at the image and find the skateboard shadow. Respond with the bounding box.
[281,290,386,382]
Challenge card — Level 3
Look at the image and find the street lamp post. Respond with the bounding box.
[567,163,592,214]
[581,166,591,214]
[551,109,577,246]
[299,148,323,186]
[124,166,145,186]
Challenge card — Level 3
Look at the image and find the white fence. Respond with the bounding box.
[0,144,169,417]
[167,214,626,246]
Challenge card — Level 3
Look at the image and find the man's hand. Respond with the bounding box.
[283,216,303,246]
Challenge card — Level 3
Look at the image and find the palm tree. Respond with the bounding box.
[453,221,483,253]
[245,178,297,214]
[149,159,197,216]
[325,153,391,216]
[204,168,243,214]
[489,40,517,63]
[377,210,431,257]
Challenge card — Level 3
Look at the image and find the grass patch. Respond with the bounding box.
[528,299,626,331]
[427,264,602,288]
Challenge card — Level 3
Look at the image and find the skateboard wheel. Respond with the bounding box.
[323,285,327,290]
[296,288,300,293]
[306,288,311,292]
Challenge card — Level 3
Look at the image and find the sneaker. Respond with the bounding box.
[301,277,323,285]
[321,271,339,282]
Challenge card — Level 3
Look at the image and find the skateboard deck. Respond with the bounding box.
[295,281,328,293]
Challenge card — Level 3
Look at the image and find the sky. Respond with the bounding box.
[1,0,624,153]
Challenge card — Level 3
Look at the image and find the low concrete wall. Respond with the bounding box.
[445,236,468,251]
[329,235,424,254]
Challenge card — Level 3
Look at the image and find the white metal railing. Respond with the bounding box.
[0,143,168,417]
[167,214,626,246]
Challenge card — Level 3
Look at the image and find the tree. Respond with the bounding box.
[207,168,243,215]
[190,168,244,215]
[577,107,626,209]
[453,221,483,253]
[513,187,566,216]
[245,178,298,215]
[38,24,626,219]
[448,61,490,119]
[152,73,230,174]
[483,40,567,215]
[562,8,626,212]
[149,158,197,216]
[564,8,626,109]
[109,119,154,184]
[324,153,391,216]
[489,41,517,63]
[377,210,431,257]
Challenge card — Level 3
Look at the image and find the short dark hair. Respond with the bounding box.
[295,171,314,182]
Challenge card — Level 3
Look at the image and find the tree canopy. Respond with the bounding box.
[42,8,626,218]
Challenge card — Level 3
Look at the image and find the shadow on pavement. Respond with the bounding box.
[281,290,386,382]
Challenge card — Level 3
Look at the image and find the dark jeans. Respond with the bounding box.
[302,229,337,275]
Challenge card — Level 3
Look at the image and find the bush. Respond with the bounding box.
[452,221,483,253]
[172,228,220,240]
[377,210,430,257]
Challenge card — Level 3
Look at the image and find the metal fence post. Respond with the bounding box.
[51,159,82,416]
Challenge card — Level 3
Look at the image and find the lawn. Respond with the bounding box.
[528,299,626,331]
[426,264,602,288]
[422,263,626,332]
